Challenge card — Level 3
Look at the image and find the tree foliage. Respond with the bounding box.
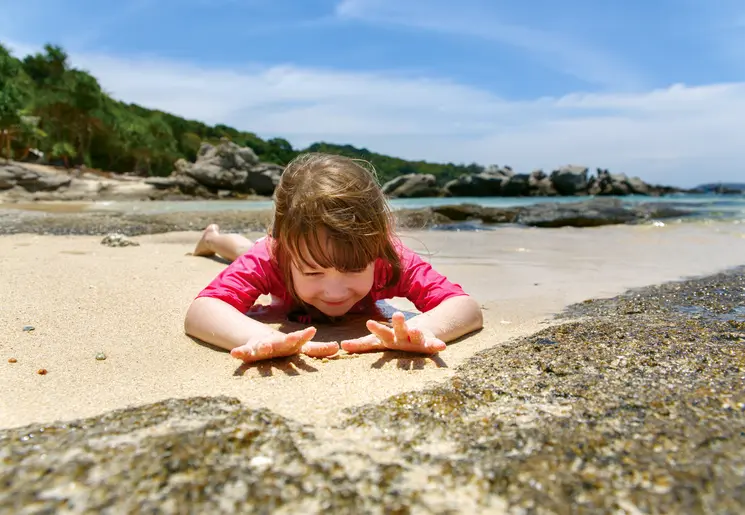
[1,41,483,182]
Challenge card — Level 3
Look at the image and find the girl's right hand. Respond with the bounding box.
[229,327,339,362]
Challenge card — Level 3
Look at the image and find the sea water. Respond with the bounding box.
[87,193,745,222]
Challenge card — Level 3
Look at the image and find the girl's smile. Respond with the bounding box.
[291,261,375,316]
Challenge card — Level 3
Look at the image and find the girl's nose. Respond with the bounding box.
[323,278,348,298]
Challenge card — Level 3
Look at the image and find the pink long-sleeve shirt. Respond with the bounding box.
[196,237,467,316]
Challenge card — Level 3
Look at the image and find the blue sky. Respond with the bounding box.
[2,0,744,186]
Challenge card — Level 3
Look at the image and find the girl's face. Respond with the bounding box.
[289,230,376,316]
[290,260,375,317]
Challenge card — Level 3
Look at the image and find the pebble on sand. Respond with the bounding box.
[8,358,17,363]
[101,233,140,247]
[37,369,47,375]
[22,326,34,332]
[95,352,107,361]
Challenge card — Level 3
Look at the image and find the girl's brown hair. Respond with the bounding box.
[270,152,401,304]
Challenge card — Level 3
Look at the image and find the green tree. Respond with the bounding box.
[0,44,26,159]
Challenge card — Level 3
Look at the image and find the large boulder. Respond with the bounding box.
[550,165,589,195]
[589,169,653,196]
[173,141,281,196]
[527,169,557,196]
[0,163,71,192]
[500,173,531,196]
[444,171,507,196]
[381,173,441,198]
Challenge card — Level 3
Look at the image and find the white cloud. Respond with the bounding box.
[334,0,645,91]
[7,40,745,188]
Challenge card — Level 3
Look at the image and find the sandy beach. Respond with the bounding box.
[2,220,745,431]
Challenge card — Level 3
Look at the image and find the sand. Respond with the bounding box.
[2,220,745,430]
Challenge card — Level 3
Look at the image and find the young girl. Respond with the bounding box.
[184,153,483,363]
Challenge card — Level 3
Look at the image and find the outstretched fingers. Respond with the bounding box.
[230,326,317,362]
[366,316,446,354]
[301,340,340,358]
[340,334,386,353]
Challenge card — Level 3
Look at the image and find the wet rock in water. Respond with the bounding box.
[101,232,140,247]
[2,269,745,513]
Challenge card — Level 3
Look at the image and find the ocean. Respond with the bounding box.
[88,193,745,222]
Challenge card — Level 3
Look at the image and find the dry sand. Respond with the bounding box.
[2,220,745,430]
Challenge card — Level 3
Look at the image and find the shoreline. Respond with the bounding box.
[0,196,730,236]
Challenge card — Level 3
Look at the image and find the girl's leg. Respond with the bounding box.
[193,224,253,262]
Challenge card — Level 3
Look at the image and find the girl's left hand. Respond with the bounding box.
[340,312,446,354]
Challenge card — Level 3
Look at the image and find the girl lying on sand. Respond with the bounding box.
[184,153,483,363]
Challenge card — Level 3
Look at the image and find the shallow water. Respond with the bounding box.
[45,193,745,220]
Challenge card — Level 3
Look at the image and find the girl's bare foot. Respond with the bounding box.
[193,224,220,256]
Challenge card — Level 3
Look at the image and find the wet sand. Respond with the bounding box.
[2,220,745,430]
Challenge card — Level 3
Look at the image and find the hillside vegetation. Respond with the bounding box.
[0,43,482,184]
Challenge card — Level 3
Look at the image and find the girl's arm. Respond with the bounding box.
[184,297,338,361]
[406,294,483,342]
[340,295,483,354]
[184,297,279,351]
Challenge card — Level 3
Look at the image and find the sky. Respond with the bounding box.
[1,0,744,187]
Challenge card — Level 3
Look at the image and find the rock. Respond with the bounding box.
[0,163,71,193]
[443,172,507,196]
[381,173,441,198]
[514,198,635,227]
[0,397,487,513]
[440,165,674,198]
[432,204,519,224]
[500,173,531,196]
[0,167,20,190]
[176,141,280,196]
[483,165,514,177]
[625,176,651,195]
[101,233,140,247]
[144,177,180,189]
[589,169,656,197]
[101,182,161,199]
[550,165,589,195]
[426,198,692,228]
[18,173,71,192]
[527,169,557,196]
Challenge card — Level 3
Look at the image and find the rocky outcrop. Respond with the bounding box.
[550,165,589,195]
[0,162,169,201]
[0,141,284,202]
[0,163,72,192]
[162,141,284,197]
[2,151,684,202]
[424,165,679,199]
[422,198,692,228]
